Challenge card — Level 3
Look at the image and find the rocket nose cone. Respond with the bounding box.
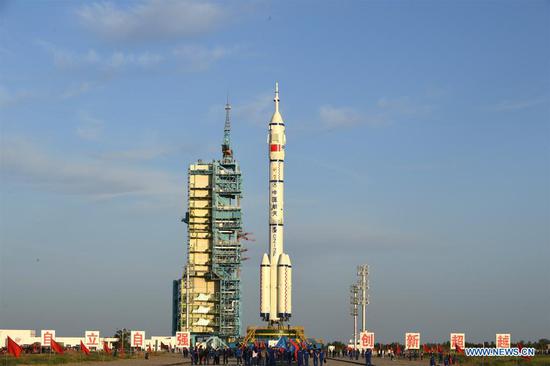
[286,254,292,266]
[261,253,271,265]
[278,253,290,266]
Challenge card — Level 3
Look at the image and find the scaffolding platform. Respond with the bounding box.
[243,325,307,344]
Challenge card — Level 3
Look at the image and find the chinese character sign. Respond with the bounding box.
[450,333,465,350]
[405,333,420,350]
[41,330,55,347]
[496,334,511,348]
[176,332,191,348]
[360,332,375,349]
[85,331,100,348]
[131,331,145,349]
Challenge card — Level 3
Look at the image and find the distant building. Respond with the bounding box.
[173,101,243,340]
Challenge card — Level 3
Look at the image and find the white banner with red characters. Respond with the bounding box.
[131,331,145,349]
[85,330,100,348]
[359,332,375,349]
[175,332,191,348]
[450,333,465,350]
[405,332,420,350]
[41,330,55,347]
[496,334,511,348]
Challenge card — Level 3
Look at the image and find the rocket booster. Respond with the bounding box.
[260,82,292,323]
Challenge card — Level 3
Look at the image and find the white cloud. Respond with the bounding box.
[76,112,104,141]
[319,105,362,129]
[38,41,164,72]
[61,81,95,99]
[377,96,433,115]
[0,137,181,199]
[109,51,164,68]
[232,92,273,126]
[172,44,238,71]
[319,105,387,130]
[98,147,171,161]
[77,0,224,41]
[492,96,548,111]
[318,95,435,131]
[0,85,33,108]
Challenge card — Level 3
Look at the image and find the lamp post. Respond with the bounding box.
[356,265,369,332]
[350,284,359,350]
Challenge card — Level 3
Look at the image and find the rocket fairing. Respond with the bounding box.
[260,82,292,323]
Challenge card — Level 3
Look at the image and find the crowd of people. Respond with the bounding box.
[331,347,461,365]
[187,345,326,366]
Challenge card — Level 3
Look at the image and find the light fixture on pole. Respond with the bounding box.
[350,284,359,350]
[357,264,369,332]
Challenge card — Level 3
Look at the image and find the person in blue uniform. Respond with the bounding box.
[319,349,324,365]
[268,347,276,366]
[365,349,372,366]
[286,349,292,366]
[313,350,319,366]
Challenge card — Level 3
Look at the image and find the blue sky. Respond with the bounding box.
[1,0,549,343]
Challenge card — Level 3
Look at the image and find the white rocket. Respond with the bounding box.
[260,82,292,323]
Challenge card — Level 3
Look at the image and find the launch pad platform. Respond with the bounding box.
[243,325,306,344]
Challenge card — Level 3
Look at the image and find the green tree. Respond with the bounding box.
[328,341,347,352]
[537,338,549,351]
[113,328,131,351]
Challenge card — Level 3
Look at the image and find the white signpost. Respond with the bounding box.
[405,333,420,350]
[41,330,55,347]
[450,333,465,350]
[496,334,511,348]
[360,331,375,350]
[85,330,100,348]
[131,331,145,349]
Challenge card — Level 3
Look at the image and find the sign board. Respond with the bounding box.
[175,332,191,348]
[496,334,511,348]
[41,330,55,347]
[131,331,145,349]
[450,333,465,350]
[85,330,100,348]
[360,332,375,349]
[405,332,420,350]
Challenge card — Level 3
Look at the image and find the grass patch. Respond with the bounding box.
[0,351,143,365]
